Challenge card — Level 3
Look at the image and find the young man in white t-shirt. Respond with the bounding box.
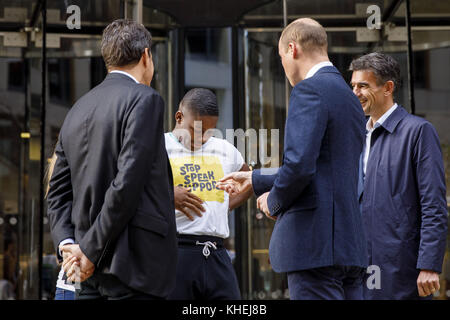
[166,88,252,300]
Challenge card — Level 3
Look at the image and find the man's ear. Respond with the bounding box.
[384,80,395,96]
[175,110,183,123]
[288,42,299,59]
[142,48,151,66]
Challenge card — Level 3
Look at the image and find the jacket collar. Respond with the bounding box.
[379,105,408,134]
[313,65,341,76]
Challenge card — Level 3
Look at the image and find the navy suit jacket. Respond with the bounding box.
[252,66,368,273]
[360,105,448,300]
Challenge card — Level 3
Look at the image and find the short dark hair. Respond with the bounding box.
[101,19,152,68]
[181,88,219,117]
[349,52,402,93]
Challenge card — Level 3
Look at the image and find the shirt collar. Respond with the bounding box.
[109,70,139,84]
[305,61,334,79]
[366,103,398,132]
[380,104,409,133]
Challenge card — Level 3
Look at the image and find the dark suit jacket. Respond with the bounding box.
[359,105,448,299]
[252,66,368,273]
[47,72,177,298]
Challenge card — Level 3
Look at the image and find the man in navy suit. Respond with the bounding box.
[350,53,448,300]
[218,18,368,299]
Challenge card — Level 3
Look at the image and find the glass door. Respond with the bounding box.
[0,0,173,299]
[0,42,29,300]
[0,33,46,300]
[243,28,289,300]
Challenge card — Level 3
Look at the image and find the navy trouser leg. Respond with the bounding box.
[206,249,241,300]
[342,266,365,300]
[287,266,365,300]
[168,246,204,300]
[168,245,241,300]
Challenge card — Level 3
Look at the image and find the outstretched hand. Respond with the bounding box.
[216,171,253,196]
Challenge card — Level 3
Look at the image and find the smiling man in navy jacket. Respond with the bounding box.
[350,53,448,300]
[218,18,368,300]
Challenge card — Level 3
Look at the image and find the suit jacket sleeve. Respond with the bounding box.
[47,138,75,261]
[413,122,448,273]
[79,91,165,267]
[267,84,327,216]
[252,169,278,197]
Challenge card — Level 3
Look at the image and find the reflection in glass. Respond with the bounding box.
[142,2,177,29]
[412,30,450,300]
[185,28,233,134]
[0,53,44,300]
[0,55,24,299]
[151,38,171,131]
[47,0,123,25]
[0,0,123,25]
[244,30,288,299]
[286,0,385,16]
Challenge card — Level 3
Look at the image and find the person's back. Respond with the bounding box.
[47,19,177,300]
[267,66,367,273]
[62,75,174,242]
[306,67,367,267]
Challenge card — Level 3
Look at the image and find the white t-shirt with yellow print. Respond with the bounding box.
[165,132,244,239]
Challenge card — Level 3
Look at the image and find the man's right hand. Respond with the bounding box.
[60,244,95,283]
[174,186,205,221]
[217,171,253,196]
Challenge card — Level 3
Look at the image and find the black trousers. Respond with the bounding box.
[287,265,366,300]
[168,234,241,300]
[76,272,164,300]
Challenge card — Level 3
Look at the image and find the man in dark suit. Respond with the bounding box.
[218,18,368,299]
[350,53,448,300]
[47,19,177,300]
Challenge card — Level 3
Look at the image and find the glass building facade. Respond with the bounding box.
[0,0,449,300]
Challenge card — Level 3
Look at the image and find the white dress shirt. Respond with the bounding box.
[363,103,398,175]
[305,61,334,79]
[110,70,140,83]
